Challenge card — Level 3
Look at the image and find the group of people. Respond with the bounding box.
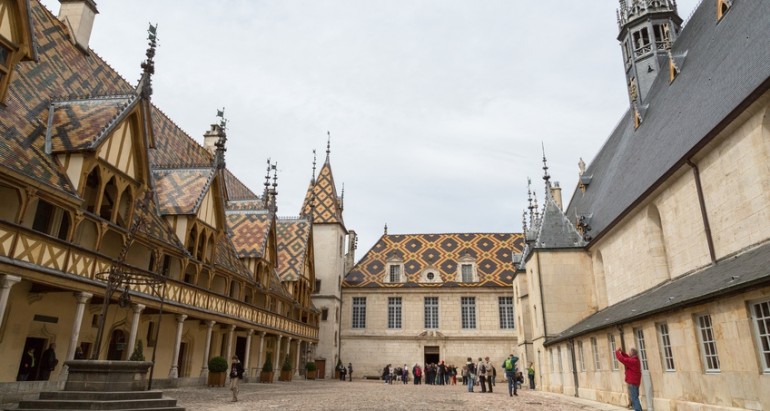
[17,343,58,382]
[337,362,353,381]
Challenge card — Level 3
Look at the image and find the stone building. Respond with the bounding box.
[0,0,321,399]
[341,231,522,378]
[515,1,770,410]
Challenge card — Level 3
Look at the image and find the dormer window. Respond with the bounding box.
[717,0,732,21]
[456,253,479,283]
[419,268,442,284]
[388,264,402,283]
[385,253,404,283]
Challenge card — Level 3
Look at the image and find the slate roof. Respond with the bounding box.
[548,242,770,345]
[534,194,585,250]
[344,233,524,288]
[276,218,312,282]
[301,159,344,226]
[565,0,770,240]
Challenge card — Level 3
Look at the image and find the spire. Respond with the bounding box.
[269,162,278,213]
[384,223,388,235]
[299,133,345,225]
[541,142,551,191]
[262,158,271,209]
[527,177,535,228]
[340,183,345,211]
[214,108,227,170]
[311,149,317,184]
[325,131,331,163]
[522,210,528,235]
[137,23,158,99]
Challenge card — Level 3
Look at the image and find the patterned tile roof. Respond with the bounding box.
[215,236,253,280]
[47,95,137,153]
[226,211,272,258]
[152,168,215,215]
[149,106,213,169]
[276,218,311,282]
[301,160,344,226]
[344,233,524,288]
[0,1,134,194]
[224,168,261,202]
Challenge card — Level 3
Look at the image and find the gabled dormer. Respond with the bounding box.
[0,0,37,102]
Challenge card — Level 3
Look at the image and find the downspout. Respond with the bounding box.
[569,339,579,397]
[536,252,548,339]
[687,160,716,263]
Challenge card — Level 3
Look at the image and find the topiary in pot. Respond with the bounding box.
[281,354,292,372]
[208,356,229,373]
[207,356,229,387]
[305,361,317,371]
[129,340,145,361]
[279,354,293,381]
[305,361,317,380]
[262,353,273,372]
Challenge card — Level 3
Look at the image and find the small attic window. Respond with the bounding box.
[717,0,732,21]
[668,57,679,83]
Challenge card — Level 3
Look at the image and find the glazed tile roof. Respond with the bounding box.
[224,168,261,202]
[149,106,213,169]
[344,233,524,288]
[46,95,137,153]
[276,218,311,282]
[301,160,344,226]
[0,1,134,195]
[153,168,215,215]
[215,236,253,280]
[226,211,272,258]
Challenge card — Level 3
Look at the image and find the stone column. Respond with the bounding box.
[243,329,254,379]
[225,324,236,362]
[168,314,187,378]
[200,320,215,378]
[126,303,145,357]
[286,337,293,375]
[0,274,21,330]
[65,292,92,361]
[295,340,302,377]
[274,335,283,381]
[257,331,266,371]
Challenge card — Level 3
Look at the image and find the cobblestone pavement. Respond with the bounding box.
[165,379,629,411]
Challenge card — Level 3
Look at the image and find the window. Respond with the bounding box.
[498,296,515,329]
[751,299,770,373]
[387,297,402,329]
[321,308,328,321]
[313,279,320,294]
[461,264,473,282]
[634,328,649,371]
[653,23,670,43]
[608,334,619,370]
[352,297,366,329]
[577,341,586,372]
[696,314,720,372]
[557,347,563,372]
[424,297,439,329]
[717,0,732,21]
[31,199,70,240]
[461,297,476,329]
[389,265,401,283]
[549,348,555,373]
[658,323,675,371]
[591,337,601,370]
[632,27,651,51]
[0,0,20,100]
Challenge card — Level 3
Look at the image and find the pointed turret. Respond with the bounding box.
[300,134,345,226]
[617,0,682,108]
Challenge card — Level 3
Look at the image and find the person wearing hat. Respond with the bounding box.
[229,355,244,402]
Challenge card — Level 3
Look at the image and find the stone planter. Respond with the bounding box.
[279,370,292,381]
[64,360,153,392]
[259,371,274,383]
[306,370,317,380]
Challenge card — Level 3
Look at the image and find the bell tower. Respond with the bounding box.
[617,0,682,107]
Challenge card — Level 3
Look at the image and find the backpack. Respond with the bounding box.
[479,363,487,374]
[468,363,476,374]
[503,359,513,371]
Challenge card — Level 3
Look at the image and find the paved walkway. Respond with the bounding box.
[165,379,629,411]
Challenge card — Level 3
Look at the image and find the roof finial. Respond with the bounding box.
[326,131,331,161]
[578,157,586,176]
[533,192,540,224]
[138,23,158,99]
[542,142,551,190]
[527,177,535,227]
[384,223,388,235]
[340,183,345,211]
[214,108,227,170]
[269,161,278,213]
[522,209,528,236]
[311,149,317,183]
[263,158,271,208]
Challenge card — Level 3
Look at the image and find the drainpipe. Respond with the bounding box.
[686,160,716,263]
[569,339,579,397]
[535,252,548,339]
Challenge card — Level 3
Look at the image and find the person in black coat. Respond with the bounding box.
[229,356,244,402]
[17,347,36,381]
[39,343,58,381]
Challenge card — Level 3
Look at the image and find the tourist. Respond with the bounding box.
[382,364,390,384]
[412,363,422,385]
[338,362,347,381]
[484,357,493,393]
[437,361,446,385]
[615,348,642,411]
[17,347,36,381]
[491,363,496,386]
[502,353,519,397]
[527,362,536,389]
[229,355,244,402]
[347,362,353,381]
[450,365,457,385]
[477,357,487,393]
[465,357,475,392]
[402,364,409,384]
[39,343,58,381]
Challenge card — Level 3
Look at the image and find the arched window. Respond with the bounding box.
[100,177,118,221]
[0,184,21,222]
[116,187,133,228]
[187,225,198,255]
[83,168,100,214]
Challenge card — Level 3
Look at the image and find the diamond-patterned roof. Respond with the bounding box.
[301,160,344,226]
[47,95,137,153]
[227,211,272,258]
[215,236,253,280]
[149,106,213,169]
[153,168,214,215]
[344,233,524,288]
[224,168,261,202]
[276,218,311,282]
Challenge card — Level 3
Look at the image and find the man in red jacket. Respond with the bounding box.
[615,348,642,411]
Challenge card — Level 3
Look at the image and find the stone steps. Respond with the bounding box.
[7,390,183,411]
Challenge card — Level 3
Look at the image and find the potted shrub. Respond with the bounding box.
[259,353,274,383]
[279,354,292,381]
[129,340,145,361]
[305,361,317,380]
[207,356,228,387]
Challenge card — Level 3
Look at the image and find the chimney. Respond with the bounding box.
[344,230,357,274]
[203,124,223,155]
[550,181,563,211]
[58,0,98,51]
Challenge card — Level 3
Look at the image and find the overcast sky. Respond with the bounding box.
[39,0,700,255]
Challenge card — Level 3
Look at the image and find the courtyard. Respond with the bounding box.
[164,379,629,411]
